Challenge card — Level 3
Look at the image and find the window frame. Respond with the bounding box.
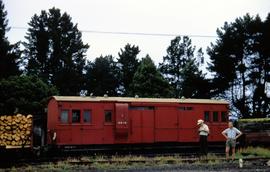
[83,110,92,123]
[204,111,210,122]
[221,111,227,122]
[213,111,219,122]
[71,109,81,123]
[104,110,113,123]
[60,109,69,124]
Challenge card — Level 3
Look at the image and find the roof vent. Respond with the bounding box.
[104,91,109,98]
[135,95,139,98]
[90,93,95,98]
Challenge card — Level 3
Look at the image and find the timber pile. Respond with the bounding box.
[0,114,32,147]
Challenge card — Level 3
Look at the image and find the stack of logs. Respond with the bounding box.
[0,114,32,147]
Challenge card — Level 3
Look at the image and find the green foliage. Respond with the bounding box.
[0,0,269,119]
[0,75,58,115]
[0,0,21,80]
[239,118,270,123]
[160,36,194,97]
[85,55,119,96]
[237,147,270,158]
[23,7,89,95]
[130,55,172,98]
[179,58,210,98]
[160,36,209,98]
[207,13,270,118]
[117,44,140,95]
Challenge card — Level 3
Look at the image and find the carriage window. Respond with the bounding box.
[204,111,210,122]
[186,107,193,110]
[104,110,112,123]
[178,107,185,111]
[221,111,227,122]
[83,110,91,123]
[60,110,69,123]
[213,111,219,122]
[72,109,81,123]
[129,106,154,110]
[178,107,193,111]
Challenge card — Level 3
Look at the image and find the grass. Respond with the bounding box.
[2,147,270,171]
[88,154,224,169]
[239,118,270,123]
[236,146,270,159]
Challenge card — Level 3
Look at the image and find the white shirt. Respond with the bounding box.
[222,127,241,139]
[199,124,209,136]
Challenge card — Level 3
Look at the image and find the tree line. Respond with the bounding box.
[0,0,269,118]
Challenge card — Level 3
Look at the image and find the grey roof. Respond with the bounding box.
[52,96,229,105]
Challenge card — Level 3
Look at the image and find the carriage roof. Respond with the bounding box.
[52,96,229,105]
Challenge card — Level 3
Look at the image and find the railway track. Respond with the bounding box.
[1,150,270,172]
[1,146,269,169]
[0,149,223,168]
[1,153,269,171]
[67,156,270,165]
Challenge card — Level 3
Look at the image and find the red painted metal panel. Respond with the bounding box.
[141,110,154,143]
[81,129,104,144]
[178,106,199,142]
[103,126,114,144]
[71,125,82,144]
[178,110,197,142]
[47,96,230,146]
[155,107,178,129]
[48,101,116,145]
[103,103,115,144]
[47,98,59,144]
[128,109,155,143]
[155,107,178,142]
[57,128,71,144]
[206,105,228,142]
[115,103,129,138]
[130,127,142,143]
[129,110,142,143]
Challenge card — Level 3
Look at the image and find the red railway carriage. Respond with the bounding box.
[47,96,229,147]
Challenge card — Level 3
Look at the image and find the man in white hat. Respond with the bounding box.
[197,119,209,156]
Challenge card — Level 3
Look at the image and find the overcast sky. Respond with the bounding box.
[4,0,270,64]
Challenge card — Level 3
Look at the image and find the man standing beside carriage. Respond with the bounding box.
[197,119,210,157]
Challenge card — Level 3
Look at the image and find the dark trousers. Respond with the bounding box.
[199,135,208,156]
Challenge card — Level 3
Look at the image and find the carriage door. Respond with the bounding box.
[178,107,197,142]
[155,107,178,142]
[115,103,129,140]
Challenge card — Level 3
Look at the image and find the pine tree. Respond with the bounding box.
[85,55,119,96]
[0,0,21,80]
[180,58,210,98]
[23,8,89,95]
[207,13,270,118]
[117,44,140,95]
[159,36,208,98]
[130,55,172,98]
[248,14,270,117]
